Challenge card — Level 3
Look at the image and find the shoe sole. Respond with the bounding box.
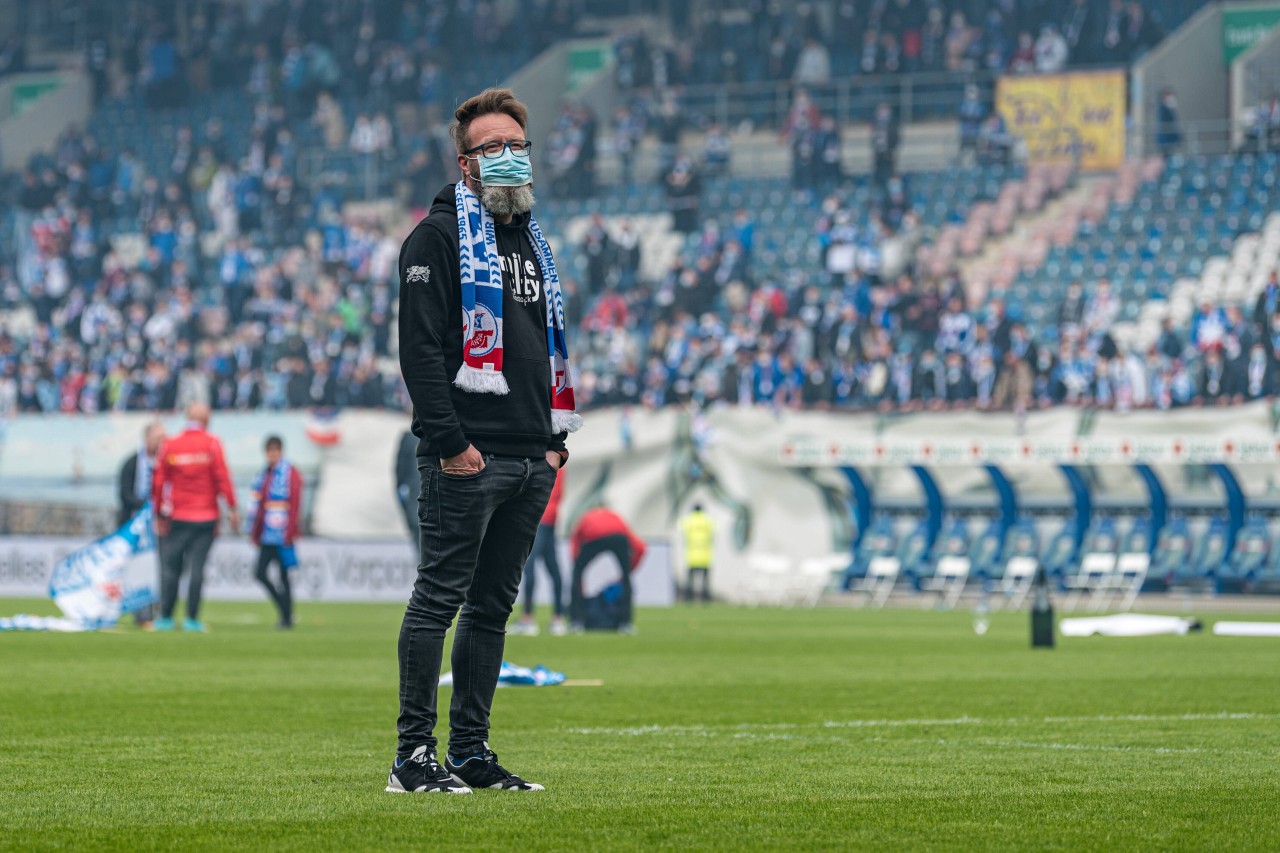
[449,773,544,791]
[384,785,471,794]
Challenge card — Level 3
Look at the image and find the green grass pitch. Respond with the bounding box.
[2,599,1278,851]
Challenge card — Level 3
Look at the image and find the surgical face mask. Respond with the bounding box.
[477,148,532,187]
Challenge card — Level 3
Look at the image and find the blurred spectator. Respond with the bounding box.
[1009,32,1037,74]
[977,113,1013,165]
[945,11,975,72]
[703,124,732,177]
[664,155,701,235]
[611,104,643,187]
[1240,96,1280,153]
[547,103,598,199]
[314,93,347,150]
[1035,24,1070,73]
[958,85,987,162]
[871,103,900,192]
[793,36,832,87]
[814,116,843,187]
[1156,88,1182,158]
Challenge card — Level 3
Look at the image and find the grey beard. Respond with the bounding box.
[479,183,535,218]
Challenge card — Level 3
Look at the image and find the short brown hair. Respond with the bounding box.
[449,88,529,155]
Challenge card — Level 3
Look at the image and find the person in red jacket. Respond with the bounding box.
[512,468,566,636]
[568,506,646,633]
[247,435,303,629]
[151,402,239,632]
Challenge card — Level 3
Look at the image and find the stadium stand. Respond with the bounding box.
[4,0,1280,603]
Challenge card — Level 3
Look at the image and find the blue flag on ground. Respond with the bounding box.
[438,661,567,688]
[0,506,157,632]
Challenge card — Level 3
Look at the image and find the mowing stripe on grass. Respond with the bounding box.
[968,739,1212,755]
[568,711,1280,738]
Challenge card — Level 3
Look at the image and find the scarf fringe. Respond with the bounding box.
[552,410,583,433]
[454,364,510,395]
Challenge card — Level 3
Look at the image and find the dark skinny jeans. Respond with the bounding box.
[396,455,555,758]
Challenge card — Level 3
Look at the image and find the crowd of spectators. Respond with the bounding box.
[566,182,1280,416]
[1240,96,1280,154]
[0,0,1258,422]
[0,0,595,417]
[0,117,404,416]
[613,0,1176,93]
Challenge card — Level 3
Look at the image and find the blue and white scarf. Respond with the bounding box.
[454,180,581,433]
[248,460,293,547]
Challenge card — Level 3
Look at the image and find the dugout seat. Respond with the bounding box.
[1041,517,1080,590]
[1064,516,1119,611]
[1222,517,1270,592]
[897,519,935,591]
[1174,517,1228,594]
[1152,515,1193,591]
[840,514,897,590]
[996,520,1041,609]
[969,519,1005,588]
[921,555,971,610]
[919,519,972,608]
[848,555,900,609]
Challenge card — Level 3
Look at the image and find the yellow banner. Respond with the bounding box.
[996,71,1126,171]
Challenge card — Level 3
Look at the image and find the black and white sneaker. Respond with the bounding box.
[445,743,545,791]
[386,745,472,794]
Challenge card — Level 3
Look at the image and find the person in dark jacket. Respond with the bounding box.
[389,89,579,796]
[568,506,647,633]
[117,421,166,626]
[118,422,167,527]
[395,429,421,556]
[1156,88,1182,158]
[511,467,566,636]
[871,102,900,192]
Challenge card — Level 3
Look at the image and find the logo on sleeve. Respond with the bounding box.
[406,265,431,284]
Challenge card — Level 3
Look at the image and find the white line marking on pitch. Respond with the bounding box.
[964,739,1209,755]
[567,712,1280,737]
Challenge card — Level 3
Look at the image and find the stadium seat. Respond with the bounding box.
[801,553,855,607]
[848,556,900,609]
[1112,553,1150,612]
[1065,552,1117,613]
[1173,518,1229,594]
[1064,516,1119,611]
[896,519,935,591]
[1221,517,1270,593]
[1041,518,1080,589]
[999,556,1039,611]
[1150,516,1192,592]
[744,553,794,607]
[920,555,971,611]
[840,515,897,590]
[969,519,1005,588]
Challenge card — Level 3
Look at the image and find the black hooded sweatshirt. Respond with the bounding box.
[398,184,567,460]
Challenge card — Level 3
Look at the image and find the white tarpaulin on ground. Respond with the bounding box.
[1060,614,1202,637]
[1212,621,1280,636]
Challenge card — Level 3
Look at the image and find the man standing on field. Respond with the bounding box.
[151,402,238,633]
[389,88,581,795]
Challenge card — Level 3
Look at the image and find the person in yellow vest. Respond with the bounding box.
[679,504,715,603]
